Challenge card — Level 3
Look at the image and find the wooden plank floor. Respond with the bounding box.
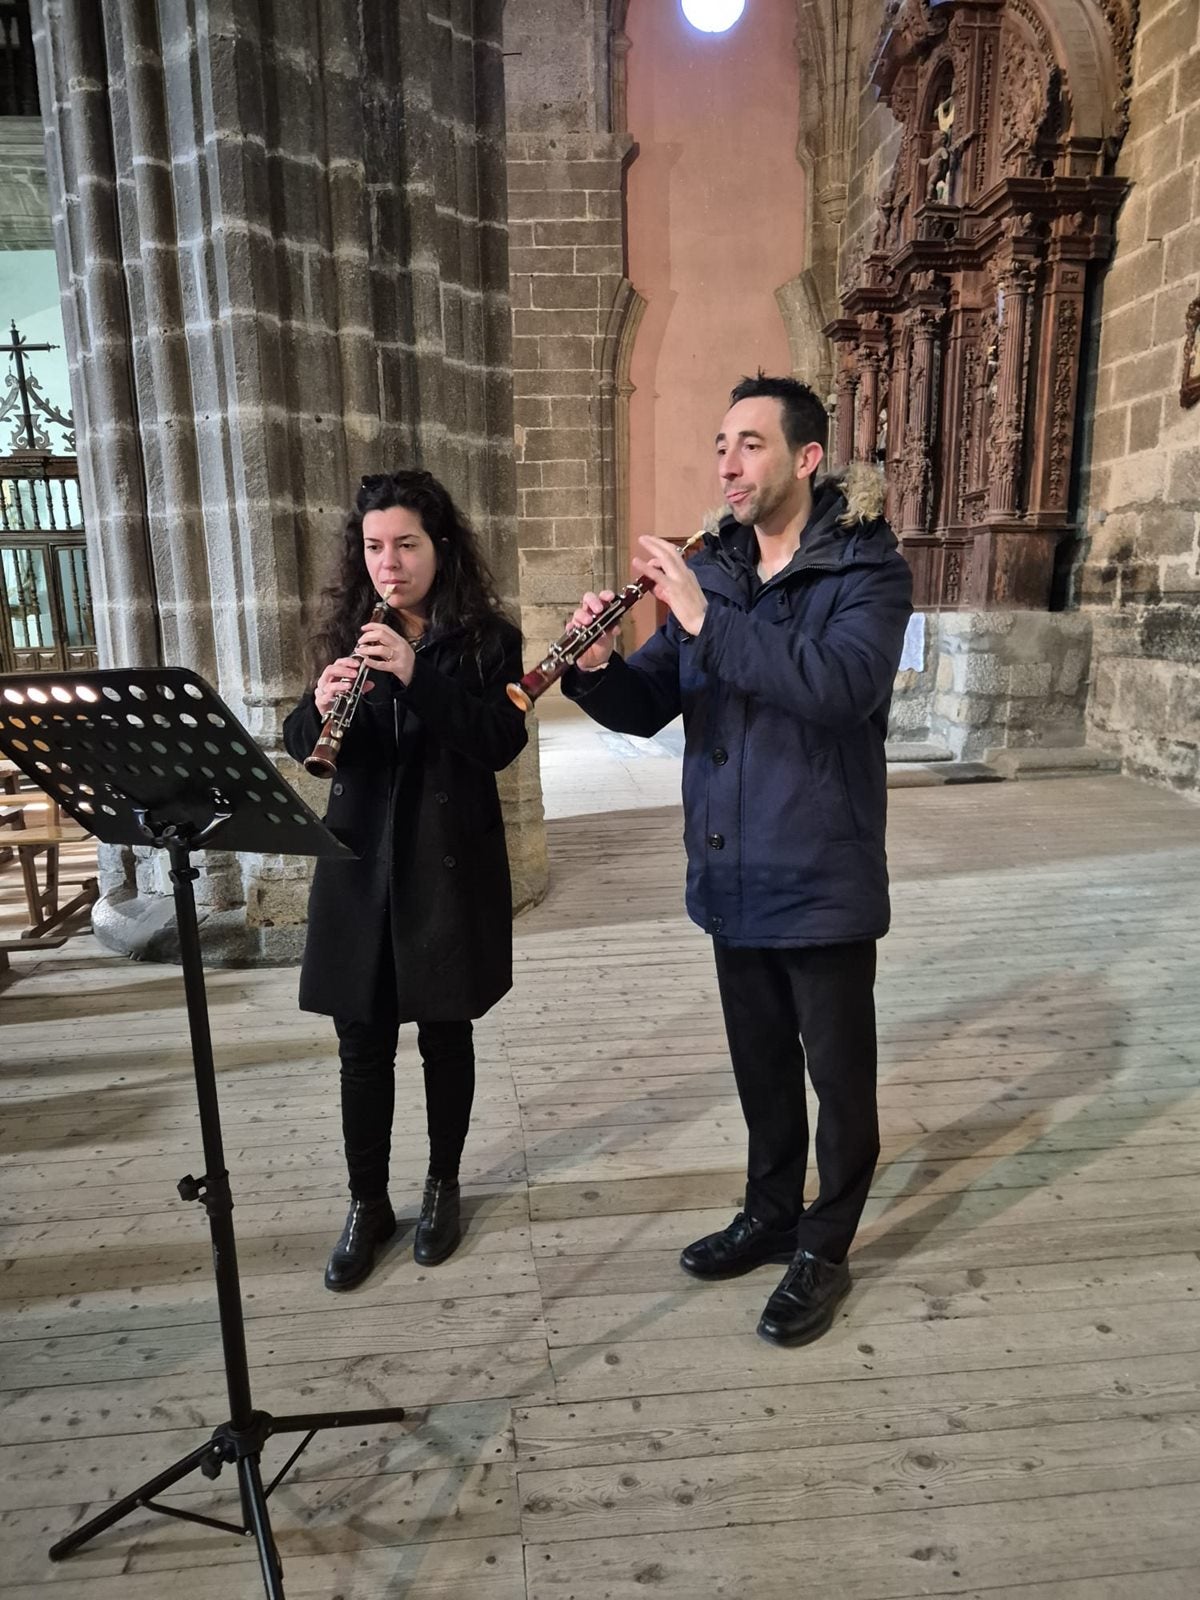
[2,706,1199,1598]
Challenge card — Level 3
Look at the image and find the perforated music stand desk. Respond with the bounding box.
[0,667,406,1600]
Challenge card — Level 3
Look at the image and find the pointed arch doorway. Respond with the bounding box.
[622,0,807,647]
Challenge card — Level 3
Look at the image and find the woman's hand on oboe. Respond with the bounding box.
[568,590,618,670]
[357,620,417,685]
[316,656,372,716]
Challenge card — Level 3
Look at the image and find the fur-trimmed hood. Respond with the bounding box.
[830,461,886,526]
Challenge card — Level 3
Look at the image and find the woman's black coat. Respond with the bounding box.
[282,621,528,1025]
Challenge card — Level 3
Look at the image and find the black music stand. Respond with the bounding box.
[0,667,406,1599]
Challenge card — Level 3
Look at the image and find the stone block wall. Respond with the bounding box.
[506,130,632,659]
[503,1,632,667]
[890,612,1093,761]
[1079,0,1200,796]
[838,0,897,336]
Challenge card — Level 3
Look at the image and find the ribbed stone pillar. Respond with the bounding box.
[31,0,546,960]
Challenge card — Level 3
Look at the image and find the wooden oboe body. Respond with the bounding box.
[305,586,400,777]
[506,530,706,711]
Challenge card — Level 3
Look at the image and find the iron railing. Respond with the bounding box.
[0,322,96,673]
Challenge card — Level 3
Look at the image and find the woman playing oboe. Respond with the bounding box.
[283,470,527,1290]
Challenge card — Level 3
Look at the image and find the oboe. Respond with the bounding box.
[506,529,707,711]
[305,586,400,778]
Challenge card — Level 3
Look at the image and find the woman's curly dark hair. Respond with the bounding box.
[309,469,514,681]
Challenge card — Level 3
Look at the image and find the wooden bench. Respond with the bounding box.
[0,817,98,940]
[0,762,22,862]
[1,789,64,867]
[0,932,69,988]
[1,793,61,825]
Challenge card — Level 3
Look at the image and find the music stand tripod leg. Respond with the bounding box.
[47,832,407,1596]
[240,1455,285,1600]
[48,840,286,1593]
[47,1437,228,1561]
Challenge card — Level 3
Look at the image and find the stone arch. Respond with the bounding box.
[792,3,882,391]
[1021,0,1123,143]
[776,271,834,400]
[609,0,631,135]
[596,276,646,596]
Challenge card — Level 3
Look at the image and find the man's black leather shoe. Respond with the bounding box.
[413,1176,462,1266]
[324,1196,396,1291]
[679,1211,798,1279]
[757,1249,851,1344]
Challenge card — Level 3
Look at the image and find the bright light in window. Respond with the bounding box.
[682,0,746,34]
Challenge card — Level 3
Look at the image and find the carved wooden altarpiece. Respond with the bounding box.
[828,0,1136,609]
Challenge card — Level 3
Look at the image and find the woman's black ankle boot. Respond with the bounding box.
[324,1196,396,1291]
[413,1177,461,1265]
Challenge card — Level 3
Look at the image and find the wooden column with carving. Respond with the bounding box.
[853,314,887,464]
[829,331,860,471]
[987,243,1036,519]
[936,294,975,534]
[900,287,943,536]
[1030,212,1092,519]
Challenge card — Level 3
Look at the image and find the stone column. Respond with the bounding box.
[31,0,547,959]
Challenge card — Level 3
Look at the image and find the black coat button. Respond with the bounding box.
[712,748,728,765]
[710,915,724,933]
[435,791,449,804]
[332,782,344,796]
[708,833,724,849]
[443,854,456,868]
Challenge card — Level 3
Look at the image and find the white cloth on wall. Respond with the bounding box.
[898,611,925,673]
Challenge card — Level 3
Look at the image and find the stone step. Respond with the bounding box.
[885,741,953,763]
[886,761,1004,788]
[983,745,1123,781]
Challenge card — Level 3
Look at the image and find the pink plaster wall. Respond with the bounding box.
[625,0,807,644]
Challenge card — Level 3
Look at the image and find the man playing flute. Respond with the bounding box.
[562,373,912,1345]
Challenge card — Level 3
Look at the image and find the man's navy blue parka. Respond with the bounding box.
[563,474,913,948]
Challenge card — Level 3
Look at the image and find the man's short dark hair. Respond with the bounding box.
[729,372,828,455]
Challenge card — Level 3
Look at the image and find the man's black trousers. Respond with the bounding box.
[712,938,879,1263]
